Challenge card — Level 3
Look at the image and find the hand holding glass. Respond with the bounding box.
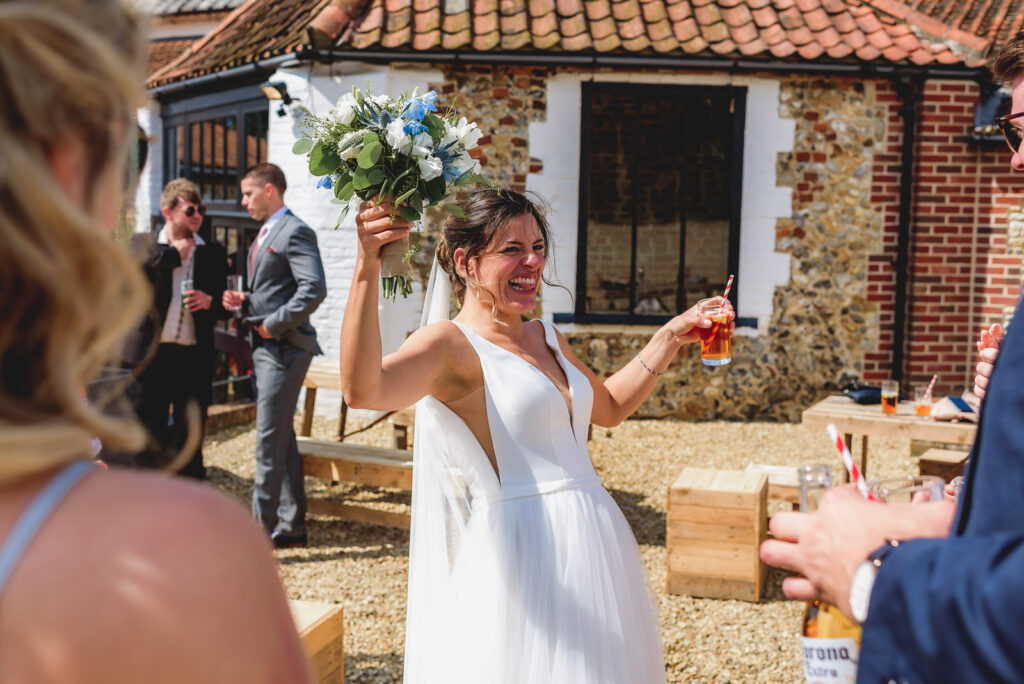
[226,275,243,313]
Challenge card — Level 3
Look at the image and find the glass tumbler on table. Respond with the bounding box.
[881,380,899,415]
[913,385,931,418]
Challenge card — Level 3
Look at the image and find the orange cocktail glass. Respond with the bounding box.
[697,298,731,366]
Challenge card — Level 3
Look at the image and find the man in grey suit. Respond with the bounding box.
[223,163,327,548]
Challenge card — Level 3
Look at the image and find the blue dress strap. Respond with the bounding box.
[0,460,94,595]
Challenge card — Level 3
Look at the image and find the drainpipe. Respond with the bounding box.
[891,76,924,384]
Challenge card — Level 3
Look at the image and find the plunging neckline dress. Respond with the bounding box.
[402,319,666,684]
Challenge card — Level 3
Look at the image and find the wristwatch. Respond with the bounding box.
[850,540,900,624]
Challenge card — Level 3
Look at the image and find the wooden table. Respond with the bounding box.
[801,395,977,480]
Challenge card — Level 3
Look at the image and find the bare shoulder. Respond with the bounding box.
[0,468,309,683]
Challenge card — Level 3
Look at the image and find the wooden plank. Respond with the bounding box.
[669,468,763,508]
[308,499,411,530]
[667,573,758,602]
[298,438,413,465]
[667,519,758,544]
[303,360,342,391]
[667,503,756,527]
[919,448,969,482]
[303,456,412,489]
[668,546,757,581]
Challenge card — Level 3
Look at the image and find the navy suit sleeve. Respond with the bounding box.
[262,224,327,338]
[858,534,1024,683]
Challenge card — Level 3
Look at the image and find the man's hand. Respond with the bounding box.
[223,290,246,311]
[182,289,212,313]
[974,323,1003,399]
[254,323,272,339]
[760,485,956,618]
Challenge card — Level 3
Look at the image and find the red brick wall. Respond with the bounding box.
[868,80,1023,395]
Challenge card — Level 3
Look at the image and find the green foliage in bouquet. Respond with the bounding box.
[293,86,492,300]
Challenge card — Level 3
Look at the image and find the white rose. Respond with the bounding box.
[410,132,433,159]
[440,121,459,149]
[371,94,392,107]
[335,93,357,125]
[417,155,443,181]
[385,119,412,155]
[452,152,479,176]
[461,122,483,150]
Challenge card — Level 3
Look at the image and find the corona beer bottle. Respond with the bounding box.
[799,464,861,684]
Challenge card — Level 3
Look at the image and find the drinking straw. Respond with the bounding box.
[925,374,938,400]
[721,274,735,300]
[826,423,876,500]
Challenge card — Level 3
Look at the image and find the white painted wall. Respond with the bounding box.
[529,71,794,337]
[134,103,162,233]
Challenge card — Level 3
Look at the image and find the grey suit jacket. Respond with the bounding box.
[244,209,327,355]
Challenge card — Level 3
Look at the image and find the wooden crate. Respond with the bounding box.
[918,447,969,482]
[667,467,768,602]
[299,438,413,530]
[289,600,344,684]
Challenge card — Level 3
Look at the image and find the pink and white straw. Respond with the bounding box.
[826,423,876,500]
[925,374,938,400]
[721,274,735,300]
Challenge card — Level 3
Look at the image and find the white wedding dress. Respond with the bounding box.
[403,263,666,683]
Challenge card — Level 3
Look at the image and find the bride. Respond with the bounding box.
[340,189,732,683]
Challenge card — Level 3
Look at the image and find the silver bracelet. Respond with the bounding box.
[637,354,664,377]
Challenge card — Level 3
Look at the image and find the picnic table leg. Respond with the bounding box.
[300,386,316,437]
[859,435,869,479]
[842,433,854,483]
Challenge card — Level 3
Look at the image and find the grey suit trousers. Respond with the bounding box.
[251,340,313,538]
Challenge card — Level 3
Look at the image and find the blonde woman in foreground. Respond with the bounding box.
[0,1,309,681]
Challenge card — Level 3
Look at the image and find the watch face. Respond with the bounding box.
[850,560,876,624]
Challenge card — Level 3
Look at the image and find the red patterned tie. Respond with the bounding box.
[249,224,269,278]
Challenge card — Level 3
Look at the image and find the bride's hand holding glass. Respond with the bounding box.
[663,296,734,346]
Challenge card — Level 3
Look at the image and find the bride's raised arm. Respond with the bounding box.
[553,298,733,427]
[340,199,454,411]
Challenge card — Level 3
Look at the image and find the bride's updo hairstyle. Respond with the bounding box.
[0,0,150,482]
[435,188,552,308]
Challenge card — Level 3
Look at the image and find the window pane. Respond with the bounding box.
[189,121,201,185]
[682,96,733,308]
[224,115,238,201]
[245,111,268,168]
[585,93,636,314]
[583,87,737,318]
[202,120,214,200]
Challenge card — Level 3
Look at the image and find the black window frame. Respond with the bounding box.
[558,82,746,326]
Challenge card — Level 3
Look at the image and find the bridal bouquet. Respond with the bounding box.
[294,87,490,300]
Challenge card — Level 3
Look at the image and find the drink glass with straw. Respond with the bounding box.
[697,274,734,366]
[826,423,877,499]
[914,374,938,418]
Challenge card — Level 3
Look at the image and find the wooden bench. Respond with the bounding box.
[289,599,344,684]
[299,438,413,530]
[918,447,969,482]
[667,467,768,602]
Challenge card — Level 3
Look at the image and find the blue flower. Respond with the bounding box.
[404,119,427,136]
[317,175,334,190]
[433,143,461,182]
[403,91,438,123]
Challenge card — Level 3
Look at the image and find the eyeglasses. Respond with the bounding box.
[996,111,1024,153]
[182,204,206,217]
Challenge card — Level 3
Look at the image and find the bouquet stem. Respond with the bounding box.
[380,234,414,301]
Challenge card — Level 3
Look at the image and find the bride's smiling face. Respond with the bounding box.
[466,213,546,315]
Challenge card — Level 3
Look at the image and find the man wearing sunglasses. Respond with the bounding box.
[761,32,1024,682]
[129,178,229,479]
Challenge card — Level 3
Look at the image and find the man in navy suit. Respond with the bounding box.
[761,33,1024,682]
[223,163,326,549]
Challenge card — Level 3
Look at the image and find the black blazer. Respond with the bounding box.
[126,232,230,401]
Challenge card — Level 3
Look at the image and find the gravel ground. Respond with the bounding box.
[204,414,915,684]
